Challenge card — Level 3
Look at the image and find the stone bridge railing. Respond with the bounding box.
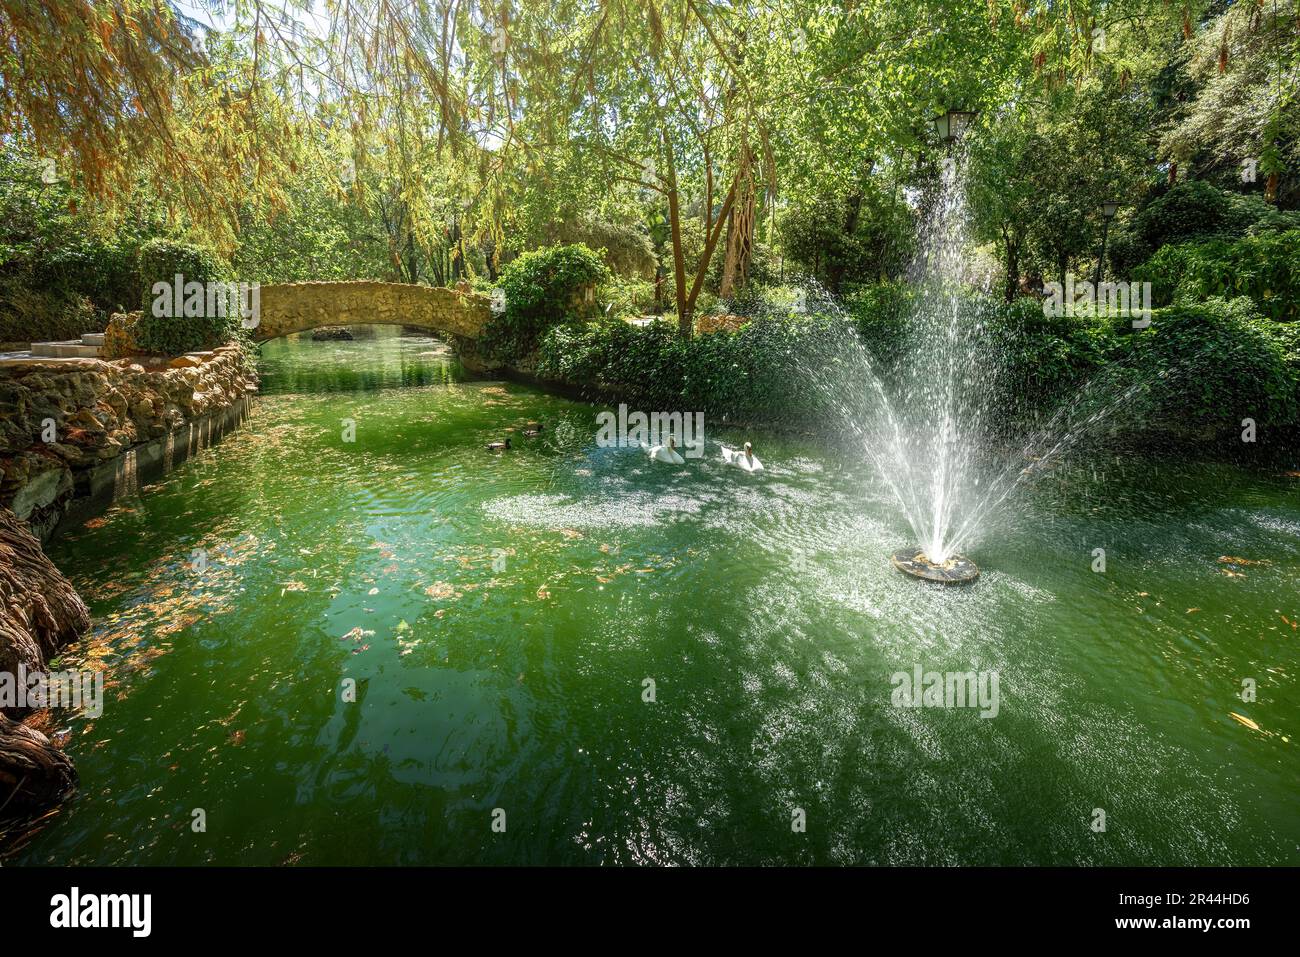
[254,281,492,343]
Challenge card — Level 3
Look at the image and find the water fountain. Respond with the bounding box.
[788,113,1165,585]
[842,119,994,584]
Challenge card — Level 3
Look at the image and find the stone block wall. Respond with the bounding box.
[0,345,257,539]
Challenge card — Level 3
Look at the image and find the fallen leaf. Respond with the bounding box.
[1229,712,1260,731]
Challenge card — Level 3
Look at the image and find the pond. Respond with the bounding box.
[12,325,1298,864]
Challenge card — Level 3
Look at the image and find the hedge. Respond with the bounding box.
[534,293,1300,433]
[132,238,242,355]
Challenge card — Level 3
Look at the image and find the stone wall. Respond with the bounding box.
[0,344,258,540]
[256,280,491,342]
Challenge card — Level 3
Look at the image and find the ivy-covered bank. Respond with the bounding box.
[471,247,1300,453]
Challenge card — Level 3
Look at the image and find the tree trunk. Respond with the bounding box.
[0,713,77,816]
[827,190,864,293]
[1003,227,1020,302]
[719,140,756,299]
[663,132,739,337]
[662,134,692,338]
[0,506,89,816]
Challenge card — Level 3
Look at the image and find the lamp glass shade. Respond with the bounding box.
[1101,201,1121,218]
[949,110,976,138]
[933,113,951,142]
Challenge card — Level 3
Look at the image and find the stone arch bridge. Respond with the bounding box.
[254,281,492,345]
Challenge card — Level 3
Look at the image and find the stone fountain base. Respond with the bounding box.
[890,547,980,584]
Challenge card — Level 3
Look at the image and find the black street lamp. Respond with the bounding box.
[1094,200,1122,288]
[933,109,978,145]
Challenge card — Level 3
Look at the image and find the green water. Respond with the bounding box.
[11,326,1299,865]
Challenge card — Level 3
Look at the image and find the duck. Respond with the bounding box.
[647,435,685,465]
[722,441,763,472]
[486,437,511,452]
[522,421,544,437]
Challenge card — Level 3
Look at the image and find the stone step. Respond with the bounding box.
[81,332,105,346]
[31,340,104,359]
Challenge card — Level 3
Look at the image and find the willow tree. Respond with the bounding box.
[432,0,788,336]
[0,1,320,250]
[1160,1,1300,204]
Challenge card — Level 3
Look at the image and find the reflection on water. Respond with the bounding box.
[10,328,1299,865]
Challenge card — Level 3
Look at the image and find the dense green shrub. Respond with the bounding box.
[0,279,96,345]
[537,313,852,424]
[478,243,610,360]
[0,147,160,340]
[1110,181,1300,275]
[132,238,242,355]
[535,292,1299,432]
[1134,230,1299,320]
[1126,298,1298,426]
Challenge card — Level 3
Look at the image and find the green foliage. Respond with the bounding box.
[842,281,914,370]
[598,275,658,317]
[779,189,915,290]
[1128,299,1298,426]
[0,279,95,345]
[0,146,162,341]
[537,314,851,424]
[1114,181,1300,274]
[231,180,392,284]
[1135,230,1300,320]
[479,244,611,361]
[132,238,242,355]
[536,292,1300,432]
[968,84,1153,299]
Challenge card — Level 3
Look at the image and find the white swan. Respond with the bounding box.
[646,436,686,465]
[722,442,763,472]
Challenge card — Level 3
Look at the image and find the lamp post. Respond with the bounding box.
[1093,200,1121,289]
[933,109,978,146]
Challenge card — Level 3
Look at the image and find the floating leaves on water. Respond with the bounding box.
[536,585,551,600]
[340,627,374,642]
[395,619,410,634]
[424,581,455,599]
[1218,556,1269,566]
[1228,712,1261,731]
[1280,615,1297,631]
[368,587,379,595]
[1186,607,1201,614]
